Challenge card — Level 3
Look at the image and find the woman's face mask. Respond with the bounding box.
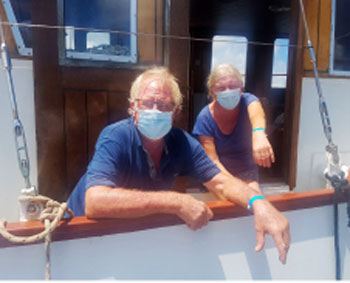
[215,88,241,110]
[136,109,173,140]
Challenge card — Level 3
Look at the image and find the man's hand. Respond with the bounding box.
[252,199,290,264]
[252,131,275,168]
[176,194,214,230]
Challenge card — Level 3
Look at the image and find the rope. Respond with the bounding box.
[0,195,72,243]
[44,219,51,281]
[0,195,73,280]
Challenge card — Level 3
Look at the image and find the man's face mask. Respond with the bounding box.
[136,109,173,140]
[215,88,241,110]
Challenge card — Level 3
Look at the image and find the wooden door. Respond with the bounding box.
[32,0,190,201]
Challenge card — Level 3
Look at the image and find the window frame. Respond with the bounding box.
[211,35,248,82]
[2,0,32,56]
[58,0,138,66]
[271,38,289,89]
[329,0,350,76]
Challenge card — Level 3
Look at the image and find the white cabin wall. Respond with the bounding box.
[295,77,350,191]
[0,59,37,222]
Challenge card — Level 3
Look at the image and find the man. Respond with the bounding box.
[68,66,290,264]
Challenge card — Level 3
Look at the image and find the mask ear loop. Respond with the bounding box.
[130,99,141,118]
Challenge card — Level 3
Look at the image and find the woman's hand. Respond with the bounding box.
[252,131,275,168]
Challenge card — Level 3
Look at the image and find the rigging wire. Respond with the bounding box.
[0,16,34,192]
[0,20,305,49]
[2,19,350,44]
[298,0,349,280]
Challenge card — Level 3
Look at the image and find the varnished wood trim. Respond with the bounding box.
[168,0,190,130]
[303,71,350,79]
[138,0,156,63]
[283,0,305,189]
[317,0,332,71]
[0,188,346,248]
[302,0,319,71]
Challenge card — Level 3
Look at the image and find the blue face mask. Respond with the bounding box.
[215,88,241,110]
[137,109,173,140]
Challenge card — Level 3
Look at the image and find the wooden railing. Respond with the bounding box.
[0,188,346,248]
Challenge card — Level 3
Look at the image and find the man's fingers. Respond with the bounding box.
[207,206,214,220]
[273,233,289,264]
[187,205,213,231]
[255,231,265,252]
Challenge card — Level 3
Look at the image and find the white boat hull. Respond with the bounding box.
[0,203,349,280]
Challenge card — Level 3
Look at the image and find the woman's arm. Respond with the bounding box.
[198,135,261,196]
[198,135,231,176]
[247,101,275,168]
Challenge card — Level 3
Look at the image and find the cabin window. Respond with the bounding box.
[63,0,137,63]
[211,35,248,83]
[2,0,32,56]
[330,0,350,75]
[271,38,289,88]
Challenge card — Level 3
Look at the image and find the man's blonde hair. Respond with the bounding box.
[207,63,243,91]
[129,66,183,112]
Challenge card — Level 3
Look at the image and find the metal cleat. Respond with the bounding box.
[19,186,44,221]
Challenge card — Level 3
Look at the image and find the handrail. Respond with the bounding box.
[0,188,345,248]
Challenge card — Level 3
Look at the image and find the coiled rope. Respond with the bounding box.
[0,195,73,280]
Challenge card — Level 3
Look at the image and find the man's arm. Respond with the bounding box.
[203,172,290,264]
[85,185,213,230]
[247,100,275,168]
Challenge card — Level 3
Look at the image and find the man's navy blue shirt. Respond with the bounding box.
[68,117,220,216]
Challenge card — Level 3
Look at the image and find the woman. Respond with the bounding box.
[192,64,274,193]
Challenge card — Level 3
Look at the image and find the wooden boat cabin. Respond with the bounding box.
[1,0,349,202]
[1,0,350,279]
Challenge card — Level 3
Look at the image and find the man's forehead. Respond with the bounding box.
[139,76,171,95]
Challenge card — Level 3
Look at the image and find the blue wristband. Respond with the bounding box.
[247,195,265,211]
[252,127,266,133]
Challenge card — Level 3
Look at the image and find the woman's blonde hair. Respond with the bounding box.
[129,66,183,113]
[207,63,243,91]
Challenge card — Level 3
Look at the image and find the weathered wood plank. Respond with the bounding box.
[108,91,130,124]
[62,67,140,92]
[87,91,108,161]
[64,89,87,197]
[32,0,66,201]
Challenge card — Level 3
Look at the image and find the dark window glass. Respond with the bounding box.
[64,0,137,62]
[332,0,350,72]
